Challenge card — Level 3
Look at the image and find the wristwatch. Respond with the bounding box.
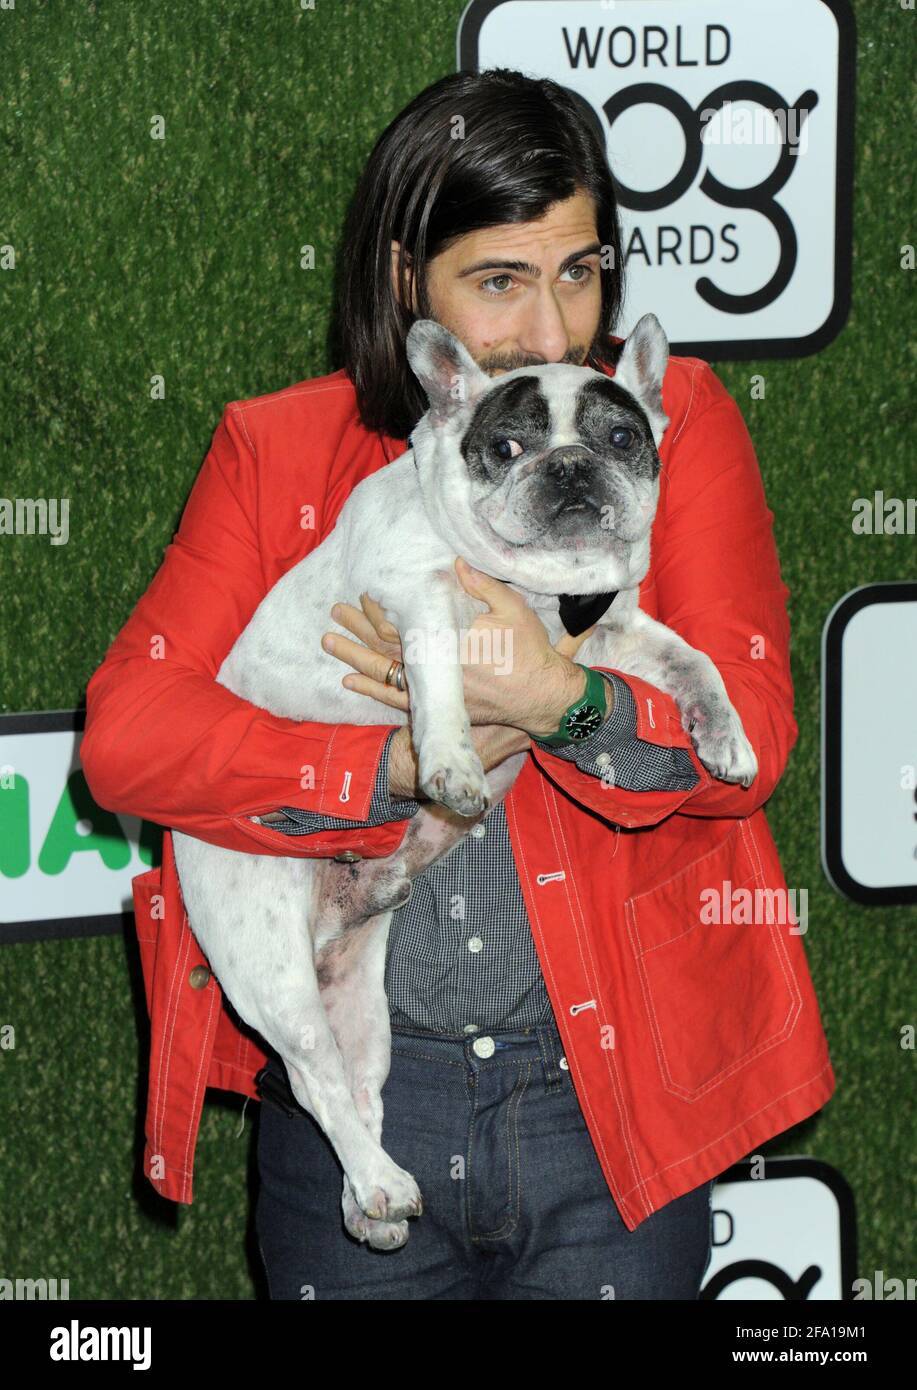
[537,664,608,748]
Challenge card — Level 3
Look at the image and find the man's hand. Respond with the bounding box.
[321,592,411,716]
[256,562,598,820]
[386,722,530,800]
[449,556,596,737]
[321,555,599,738]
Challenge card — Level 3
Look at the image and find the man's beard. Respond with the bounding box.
[474,342,593,375]
[473,324,611,376]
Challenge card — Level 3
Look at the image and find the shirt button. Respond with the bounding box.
[470,823,486,838]
[472,1036,495,1058]
[333,850,362,863]
[595,752,612,768]
[189,966,211,989]
[559,1056,569,1071]
[467,936,484,953]
[463,1023,479,1034]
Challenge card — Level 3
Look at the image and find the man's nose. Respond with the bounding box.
[516,290,571,363]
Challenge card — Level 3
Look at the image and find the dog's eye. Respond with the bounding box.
[610,426,635,450]
[492,436,523,462]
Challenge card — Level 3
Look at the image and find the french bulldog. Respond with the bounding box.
[171,313,757,1250]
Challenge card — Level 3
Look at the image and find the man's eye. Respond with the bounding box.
[610,426,635,450]
[481,274,514,296]
[492,437,523,461]
[562,263,595,285]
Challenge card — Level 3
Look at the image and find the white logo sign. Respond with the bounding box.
[822,584,917,906]
[0,713,155,943]
[459,0,854,357]
[704,1157,856,1300]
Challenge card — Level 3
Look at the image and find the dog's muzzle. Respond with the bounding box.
[544,446,596,491]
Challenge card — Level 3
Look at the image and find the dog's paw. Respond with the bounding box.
[418,739,490,816]
[342,1177,410,1251]
[683,701,758,787]
[349,1158,424,1225]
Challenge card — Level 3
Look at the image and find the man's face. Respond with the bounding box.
[391,189,604,377]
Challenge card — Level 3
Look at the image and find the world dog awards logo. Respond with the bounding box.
[0,713,156,943]
[459,0,854,357]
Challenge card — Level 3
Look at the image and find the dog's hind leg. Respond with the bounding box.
[314,780,530,1244]
[268,960,422,1227]
[314,912,415,1249]
[172,837,421,1226]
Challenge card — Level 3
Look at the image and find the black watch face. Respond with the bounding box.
[568,704,603,739]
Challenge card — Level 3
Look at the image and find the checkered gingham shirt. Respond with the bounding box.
[259,673,698,1035]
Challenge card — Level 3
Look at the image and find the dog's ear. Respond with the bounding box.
[406,320,491,425]
[614,313,670,441]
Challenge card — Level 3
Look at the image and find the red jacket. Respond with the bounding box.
[81,346,835,1230]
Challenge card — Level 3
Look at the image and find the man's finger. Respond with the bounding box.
[324,631,405,685]
[341,672,410,713]
[330,601,382,649]
[553,625,597,660]
[359,591,401,643]
[454,555,519,614]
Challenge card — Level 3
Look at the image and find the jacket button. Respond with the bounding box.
[333,850,362,863]
[189,965,211,989]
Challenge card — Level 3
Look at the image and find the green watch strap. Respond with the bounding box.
[537,664,608,748]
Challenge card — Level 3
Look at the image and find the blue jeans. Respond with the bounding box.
[255,1021,715,1300]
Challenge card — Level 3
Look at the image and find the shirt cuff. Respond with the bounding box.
[532,672,700,791]
[253,729,423,835]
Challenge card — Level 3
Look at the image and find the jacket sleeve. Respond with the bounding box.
[80,406,415,860]
[527,368,797,829]
[257,729,424,834]
[531,672,700,790]
[268,673,697,838]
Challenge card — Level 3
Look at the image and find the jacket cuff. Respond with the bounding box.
[529,667,715,828]
[531,672,700,790]
[251,728,422,835]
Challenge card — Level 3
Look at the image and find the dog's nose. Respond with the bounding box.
[544,446,594,489]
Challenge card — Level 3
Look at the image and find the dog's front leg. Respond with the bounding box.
[388,571,489,817]
[584,611,758,787]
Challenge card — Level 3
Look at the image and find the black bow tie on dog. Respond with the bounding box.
[556,589,618,636]
[491,577,617,635]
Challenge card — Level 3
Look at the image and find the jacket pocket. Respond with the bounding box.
[131,865,162,1020]
[624,820,802,1100]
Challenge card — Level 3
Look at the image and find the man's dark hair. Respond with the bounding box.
[332,68,626,443]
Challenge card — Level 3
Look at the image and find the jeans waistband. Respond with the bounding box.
[257,1021,570,1113]
[388,1021,569,1093]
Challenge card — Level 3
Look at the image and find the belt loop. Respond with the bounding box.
[537,1023,565,1093]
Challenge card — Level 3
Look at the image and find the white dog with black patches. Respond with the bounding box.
[172,314,756,1248]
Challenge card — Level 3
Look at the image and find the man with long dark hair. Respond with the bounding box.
[82,69,835,1300]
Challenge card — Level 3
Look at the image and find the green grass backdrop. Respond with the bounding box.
[0,0,914,1298]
